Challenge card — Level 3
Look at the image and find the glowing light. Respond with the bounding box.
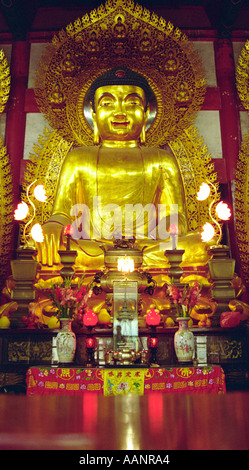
[33,185,47,202]
[83,309,98,327]
[30,223,44,243]
[146,308,161,326]
[14,201,29,220]
[63,224,73,236]
[85,337,95,348]
[117,256,134,273]
[201,222,215,242]
[216,201,231,221]
[197,183,211,201]
[148,336,158,348]
[169,223,178,249]
[169,223,179,234]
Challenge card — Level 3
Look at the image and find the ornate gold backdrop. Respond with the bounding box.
[22,0,219,244]
[235,40,249,288]
[0,49,12,290]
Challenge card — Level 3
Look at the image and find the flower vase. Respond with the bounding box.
[56,319,76,363]
[174,317,195,363]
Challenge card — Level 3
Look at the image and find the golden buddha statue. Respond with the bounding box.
[37,67,208,269]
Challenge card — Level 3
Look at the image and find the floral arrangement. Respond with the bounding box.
[45,276,92,320]
[166,278,201,318]
[22,310,43,329]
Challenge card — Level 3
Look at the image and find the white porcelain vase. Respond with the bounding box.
[174,317,195,363]
[56,319,76,363]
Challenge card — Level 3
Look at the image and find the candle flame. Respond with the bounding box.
[117,256,134,273]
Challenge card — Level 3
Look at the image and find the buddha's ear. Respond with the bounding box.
[140,108,149,144]
[91,109,100,145]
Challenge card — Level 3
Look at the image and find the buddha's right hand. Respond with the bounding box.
[37,221,64,266]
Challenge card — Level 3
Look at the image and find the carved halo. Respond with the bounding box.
[34,0,206,148]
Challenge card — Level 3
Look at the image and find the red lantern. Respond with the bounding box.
[86,336,95,348]
[146,309,161,326]
[83,309,98,327]
[148,336,158,348]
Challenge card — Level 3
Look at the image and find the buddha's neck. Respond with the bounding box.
[100,139,139,148]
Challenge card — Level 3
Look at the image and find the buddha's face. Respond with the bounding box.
[92,85,148,144]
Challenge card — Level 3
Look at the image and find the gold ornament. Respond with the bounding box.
[169,125,218,234]
[235,41,249,288]
[0,49,12,290]
[21,127,72,243]
[235,134,249,288]
[0,49,11,113]
[0,141,14,290]
[34,0,206,148]
[236,40,249,112]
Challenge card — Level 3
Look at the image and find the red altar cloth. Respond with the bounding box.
[26,365,226,396]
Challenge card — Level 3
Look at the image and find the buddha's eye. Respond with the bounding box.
[100,100,113,107]
[99,95,115,107]
[126,96,144,107]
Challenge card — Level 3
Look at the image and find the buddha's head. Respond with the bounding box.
[90,67,153,146]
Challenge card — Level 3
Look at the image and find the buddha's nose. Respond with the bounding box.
[114,100,126,118]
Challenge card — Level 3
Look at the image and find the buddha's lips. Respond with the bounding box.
[111,121,130,127]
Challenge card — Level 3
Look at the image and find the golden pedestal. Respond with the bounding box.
[165,249,185,283]
[10,247,38,327]
[208,245,236,326]
[164,249,185,321]
[58,249,78,280]
[93,240,156,313]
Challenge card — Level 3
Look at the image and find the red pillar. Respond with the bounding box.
[214,38,241,182]
[214,38,247,296]
[5,40,30,207]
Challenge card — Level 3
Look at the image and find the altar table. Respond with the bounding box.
[26,365,226,396]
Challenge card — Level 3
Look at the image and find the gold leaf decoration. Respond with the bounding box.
[169,126,219,233]
[20,127,72,243]
[0,49,10,113]
[0,140,14,290]
[235,135,249,287]
[236,40,249,112]
[235,41,249,287]
[0,49,12,290]
[34,0,206,148]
